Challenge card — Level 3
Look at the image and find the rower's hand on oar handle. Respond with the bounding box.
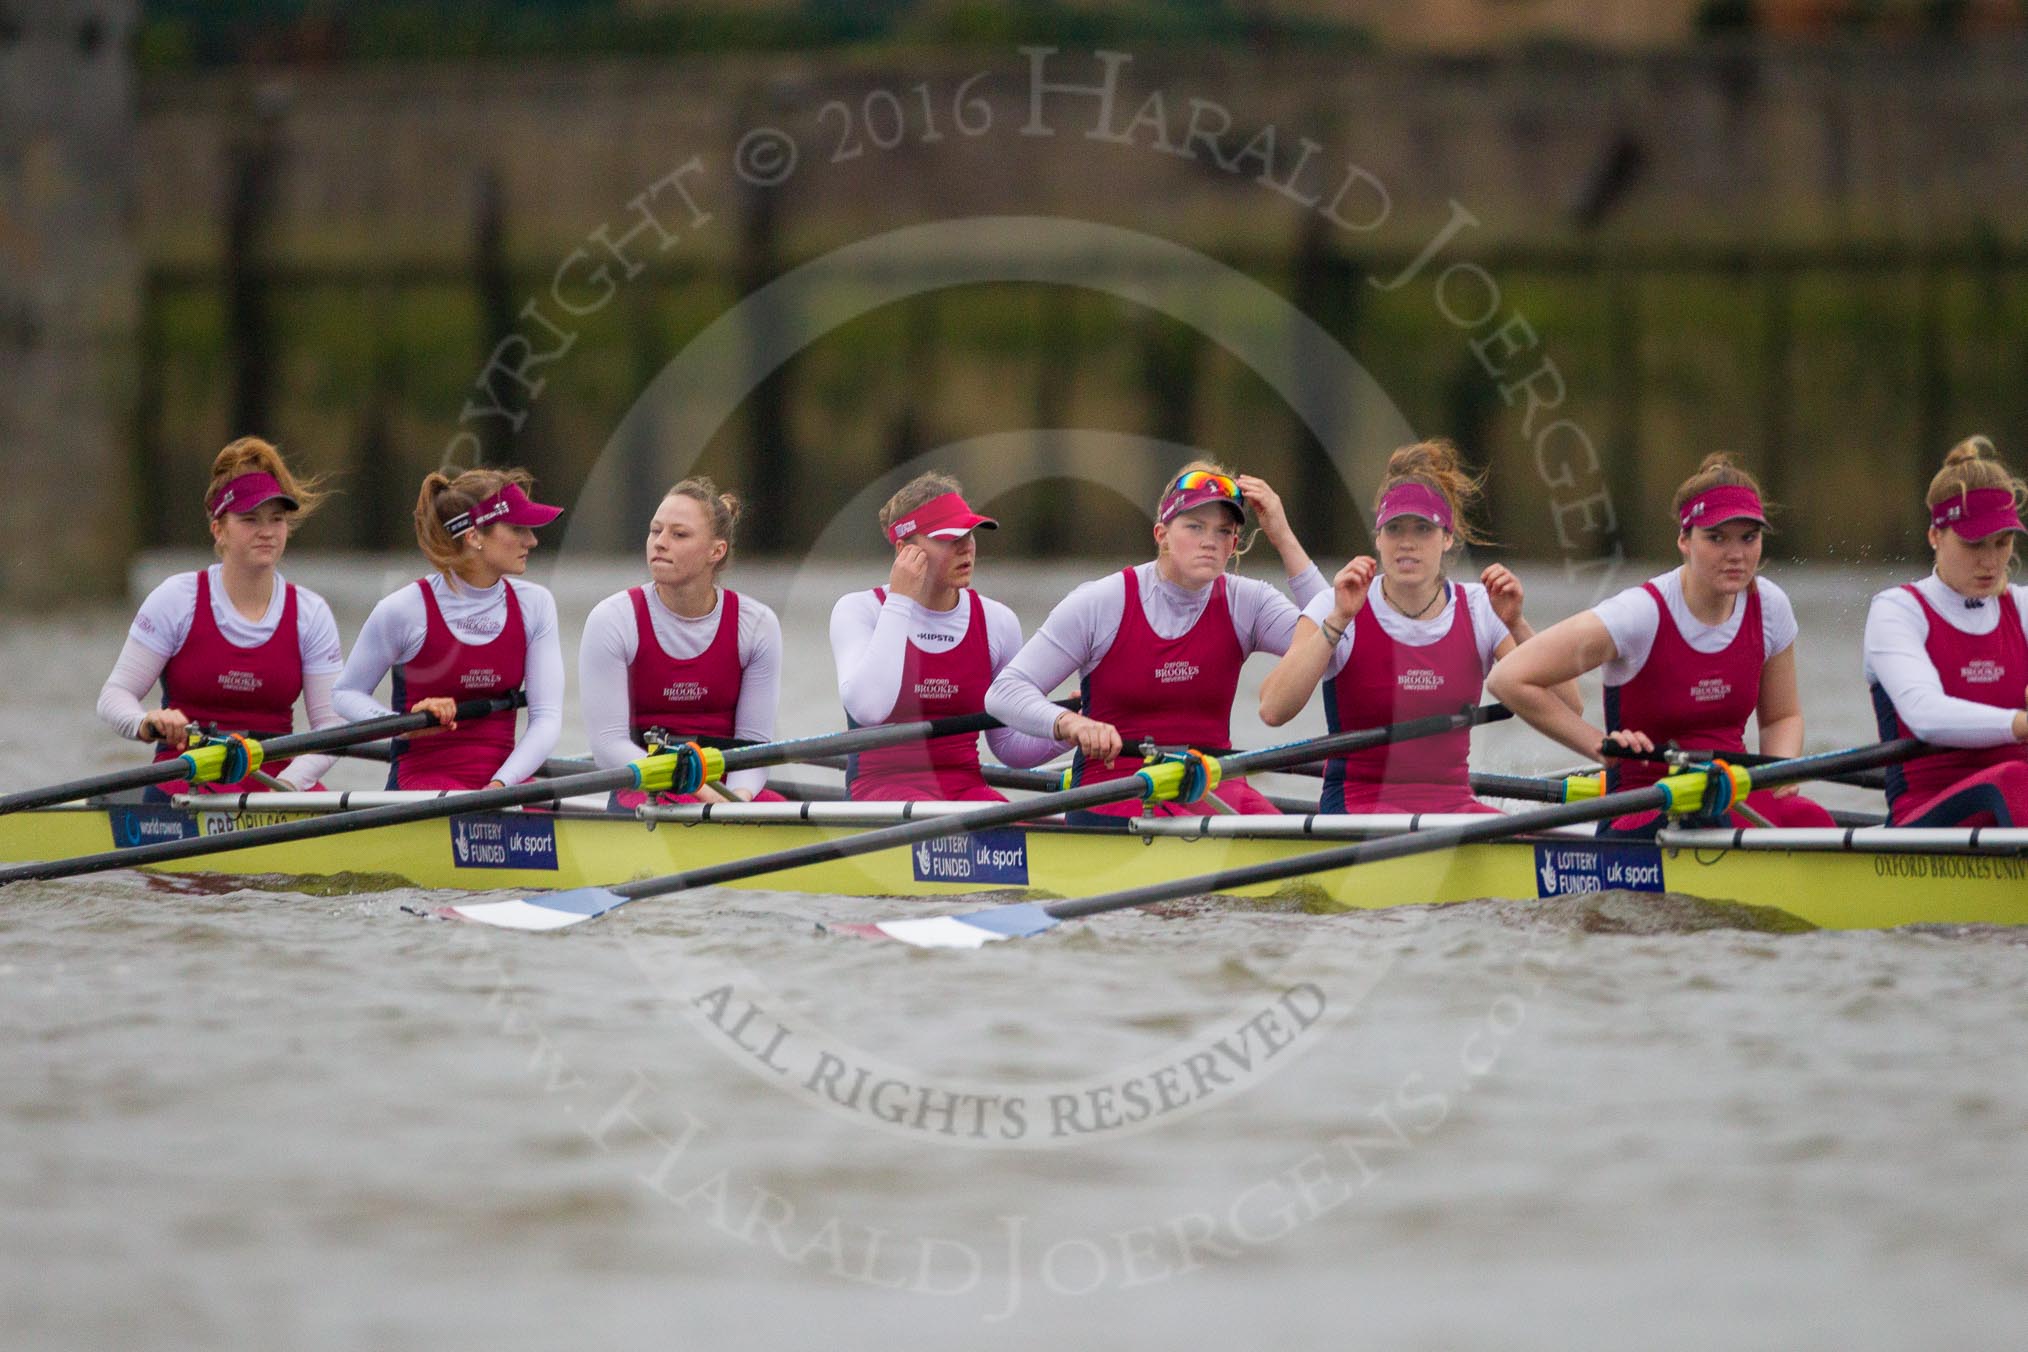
[1330,556,1377,623]
[1054,711,1123,769]
[409,697,460,737]
[1598,729,1656,758]
[138,708,193,752]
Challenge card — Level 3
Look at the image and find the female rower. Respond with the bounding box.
[334,467,564,790]
[97,437,345,799]
[985,463,1327,823]
[1259,440,1578,813]
[580,478,786,807]
[1863,436,2028,826]
[1486,452,1834,834]
[830,473,1062,800]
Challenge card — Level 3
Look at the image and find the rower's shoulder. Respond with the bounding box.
[585,587,638,627]
[1751,574,1792,602]
[726,588,780,629]
[1057,569,1129,608]
[1750,574,1796,618]
[970,589,1020,623]
[828,587,881,622]
[136,569,201,610]
[1864,580,1924,612]
[287,580,338,623]
[503,575,558,609]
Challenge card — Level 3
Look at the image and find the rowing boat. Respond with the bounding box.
[5,792,2024,930]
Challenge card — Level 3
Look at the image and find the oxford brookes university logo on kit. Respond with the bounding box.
[1690,676,1732,703]
[1962,659,2005,685]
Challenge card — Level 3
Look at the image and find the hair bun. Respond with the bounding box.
[1943,435,1997,468]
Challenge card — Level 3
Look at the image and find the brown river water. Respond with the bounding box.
[3,555,2024,1351]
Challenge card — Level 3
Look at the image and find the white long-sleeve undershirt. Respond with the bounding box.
[99,567,346,788]
[986,561,1327,740]
[98,644,342,789]
[579,585,782,797]
[333,574,564,786]
[1863,572,2028,747]
[829,587,1063,769]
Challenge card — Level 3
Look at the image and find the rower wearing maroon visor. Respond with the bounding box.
[830,473,1063,801]
[986,462,1326,824]
[335,467,565,791]
[1864,436,2028,827]
[1489,452,1835,835]
[1259,439,1578,814]
[97,437,346,800]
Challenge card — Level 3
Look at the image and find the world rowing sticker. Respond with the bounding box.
[109,806,200,849]
[911,828,1029,885]
[450,813,559,871]
[1533,841,1665,897]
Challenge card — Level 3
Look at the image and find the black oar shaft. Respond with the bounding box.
[1607,745,1888,793]
[1044,739,1931,923]
[0,695,522,817]
[612,705,1510,902]
[0,705,1067,885]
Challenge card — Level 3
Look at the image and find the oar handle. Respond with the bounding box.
[0,694,528,818]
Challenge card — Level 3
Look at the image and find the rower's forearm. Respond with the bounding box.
[1493,679,1603,761]
[1757,713,1805,759]
[1260,638,1332,726]
[984,669,1071,741]
[1270,530,1315,582]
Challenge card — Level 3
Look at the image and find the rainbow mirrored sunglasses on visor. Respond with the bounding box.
[1158,470,1247,524]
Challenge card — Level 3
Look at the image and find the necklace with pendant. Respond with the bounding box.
[1383,578,1442,620]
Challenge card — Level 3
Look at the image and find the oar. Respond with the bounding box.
[1605,743,1888,793]
[0,706,1049,887]
[837,738,1935,947]
[0,695,526,817]
[336,743,594,781]
[444,704,1514,930]
[788,757,1325,813]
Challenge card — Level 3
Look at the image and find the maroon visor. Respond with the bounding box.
[885,492,998,545]
[1931,486,2026,541]
[208,472,300,519]
[1678,485,1767,533]
[445,482,564,537]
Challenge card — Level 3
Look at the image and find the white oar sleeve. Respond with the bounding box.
[1863,586,2024,747]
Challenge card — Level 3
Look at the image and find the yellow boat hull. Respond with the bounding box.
[5,802,2025,931]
